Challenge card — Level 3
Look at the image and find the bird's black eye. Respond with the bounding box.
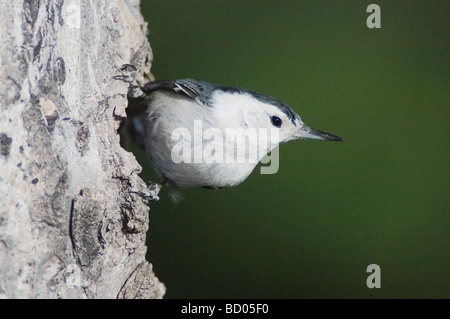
[270,116,282,128]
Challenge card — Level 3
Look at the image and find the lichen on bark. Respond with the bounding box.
[0,0,164,298]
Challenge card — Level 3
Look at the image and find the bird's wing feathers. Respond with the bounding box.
[142,79,212,106]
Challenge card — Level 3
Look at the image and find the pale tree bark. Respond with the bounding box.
[0,0,165,298]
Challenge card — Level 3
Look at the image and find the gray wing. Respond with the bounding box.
[142,79,217,106]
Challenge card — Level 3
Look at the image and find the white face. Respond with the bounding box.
[210,91,304,147]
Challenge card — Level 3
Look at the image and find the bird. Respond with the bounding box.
[115,72,342,192]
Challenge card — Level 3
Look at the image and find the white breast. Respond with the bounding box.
[144,91,265,188]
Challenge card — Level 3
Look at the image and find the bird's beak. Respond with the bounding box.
[294,124,343,141]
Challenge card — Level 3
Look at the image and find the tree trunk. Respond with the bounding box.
[0,0,165,298]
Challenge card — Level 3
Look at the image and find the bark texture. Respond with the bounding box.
[0,0,165,298]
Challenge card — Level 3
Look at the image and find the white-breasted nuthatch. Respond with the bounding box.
[116,70,342,191]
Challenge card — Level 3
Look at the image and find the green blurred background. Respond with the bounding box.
[139,1,449,298]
